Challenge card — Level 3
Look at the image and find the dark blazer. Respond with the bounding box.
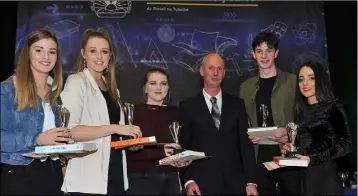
[179,91,256,195]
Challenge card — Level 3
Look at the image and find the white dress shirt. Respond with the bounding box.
[202,89,223,114]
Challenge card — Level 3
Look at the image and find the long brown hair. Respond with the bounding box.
[14,29,63,111]
[75,28,121,107]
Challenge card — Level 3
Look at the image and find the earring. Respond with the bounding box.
[104,66,109,73]
[83,58,87,69]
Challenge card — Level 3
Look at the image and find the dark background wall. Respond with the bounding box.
[323,1,357,175]
[0,1,356,175]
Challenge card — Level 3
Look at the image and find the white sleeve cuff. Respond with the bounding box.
[184,180,195,188]
[247,183,258,187]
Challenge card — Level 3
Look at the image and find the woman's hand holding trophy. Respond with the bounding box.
[124,103,144,151]
[281,122,311,164]
[37,104,74,146]
[164,121,192,168]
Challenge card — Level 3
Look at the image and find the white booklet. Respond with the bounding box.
[247,126,281,145]
[22,143,97,159]
[273,156,308,167]
[34,143,97,154]
[159,150,207,165]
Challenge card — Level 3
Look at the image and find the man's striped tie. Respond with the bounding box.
[210,97,220,130]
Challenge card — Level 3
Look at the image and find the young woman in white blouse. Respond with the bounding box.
[60,28,142,195]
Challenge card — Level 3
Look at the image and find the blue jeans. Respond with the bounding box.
[126,172,181,195]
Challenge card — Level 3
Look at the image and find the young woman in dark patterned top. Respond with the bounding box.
[282,62,352,195]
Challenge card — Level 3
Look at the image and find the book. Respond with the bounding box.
[263,161,285,171]
[34,143,97,155]
[22,152,50,159]
[110,136,157,149]
[273,156,309,167]
[159,150,207,165]
[248,126,278,133]
[247,126,281,145]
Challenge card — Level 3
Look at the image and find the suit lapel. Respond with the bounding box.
[196,92,218,131]
[218,93,230,131]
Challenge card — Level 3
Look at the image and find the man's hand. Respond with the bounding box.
[248,135,260,144]
[246,184,258,196]
[268,127,288,143]
[186,181,201,196]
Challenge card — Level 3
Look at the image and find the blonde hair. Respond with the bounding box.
[75,28,121,107]
[14,29,63,111]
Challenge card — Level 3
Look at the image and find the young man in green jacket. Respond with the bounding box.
[239,32,299,195]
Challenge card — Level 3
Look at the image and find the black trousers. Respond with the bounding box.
[256,145,301,195]
[0,159,63,195]
[126,172,181,195]
[68,178,126,196]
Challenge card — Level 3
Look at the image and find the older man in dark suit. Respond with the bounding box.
[179,53,257,195]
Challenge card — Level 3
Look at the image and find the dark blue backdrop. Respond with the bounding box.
[16,1,328,105]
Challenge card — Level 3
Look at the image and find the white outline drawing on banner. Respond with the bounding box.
[243,33,257,72]
[293,22,316,45]
[47,4,59,13]
[106,22,137,68]
[91,1,132,18]
[244,34,253,59]
[289,51,326,73]
[226,53,242,76]
[261,21,288,39]
[157,24,176,43]
[141,39,168,70]
[106,23,125,69]
[15,36,26,55]
[172,29,238,74]
[223,12,236,19]
[43,20,80,39]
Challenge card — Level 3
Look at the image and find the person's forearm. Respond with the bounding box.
[71,125,118,142]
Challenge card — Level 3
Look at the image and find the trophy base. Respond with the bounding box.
[172,148,186,155]
[285,151,298,158]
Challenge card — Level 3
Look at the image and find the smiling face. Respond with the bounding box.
[298,65,317,104]
[144,71,169,105]
[252,42,279,70]
[81,37,110,74]
[29,38,57,75]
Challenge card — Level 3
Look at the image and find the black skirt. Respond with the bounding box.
[301,160,343,195]
[1,159,63,195]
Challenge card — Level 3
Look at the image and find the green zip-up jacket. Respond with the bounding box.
[239,68,296,142]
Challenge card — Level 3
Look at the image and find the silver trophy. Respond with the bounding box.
[338,173,349,187]
[286,122,299,157]
[123,103,134,125]
[57,105,74,144]
[260,104,269,127]
[169,121,185,154]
